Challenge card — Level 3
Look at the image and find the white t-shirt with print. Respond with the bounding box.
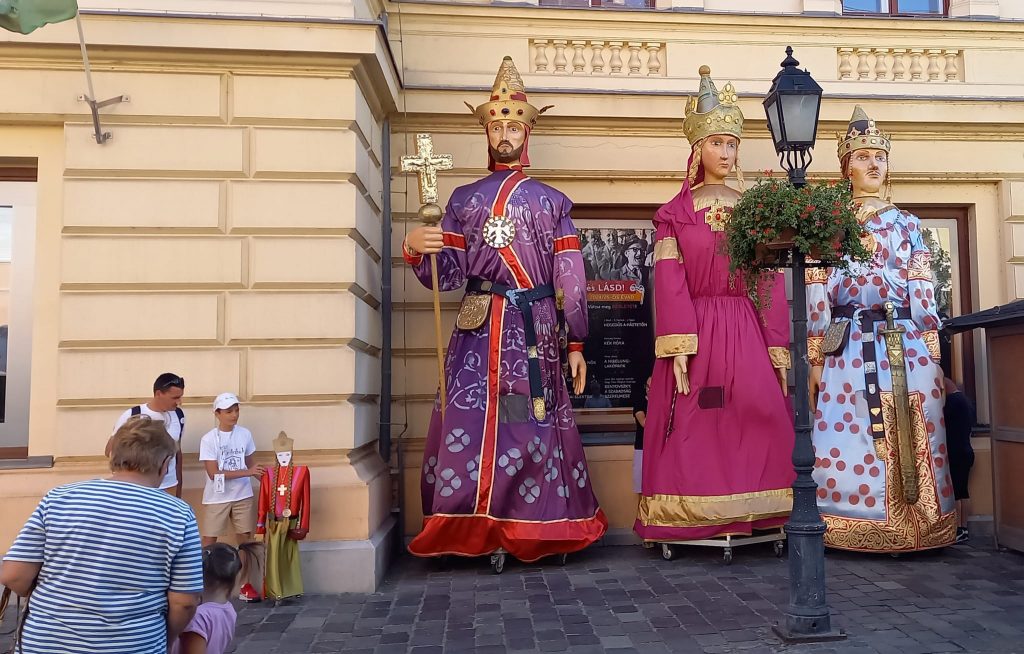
[113,405,184,490]
[199,426,257,505]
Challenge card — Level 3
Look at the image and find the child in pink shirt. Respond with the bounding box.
[172,542,261,654]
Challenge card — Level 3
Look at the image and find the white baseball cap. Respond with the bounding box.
[213,392,240,411]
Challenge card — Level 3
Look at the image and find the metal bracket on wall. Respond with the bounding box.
[78,93,129,144]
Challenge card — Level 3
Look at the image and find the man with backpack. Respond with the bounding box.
[106,373,187,497]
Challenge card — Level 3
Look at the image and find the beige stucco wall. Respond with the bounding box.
[389,4,1024,536]
[0,1,1017,565]
[0,9,399,572]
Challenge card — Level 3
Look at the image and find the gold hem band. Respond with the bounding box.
[638,488,793,528]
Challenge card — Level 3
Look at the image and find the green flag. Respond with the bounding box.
[0,0,78,35]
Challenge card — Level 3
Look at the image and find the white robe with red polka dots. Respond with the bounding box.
[807,205,956,553]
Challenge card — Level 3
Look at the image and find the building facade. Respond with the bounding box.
[1,0,1022,589]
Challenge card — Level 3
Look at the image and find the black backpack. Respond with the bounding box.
[131,405,186,441]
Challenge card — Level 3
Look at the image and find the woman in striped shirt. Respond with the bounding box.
[1,416,204,653]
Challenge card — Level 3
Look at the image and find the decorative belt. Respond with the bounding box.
[467,278,555,421]
[832,304,911,440]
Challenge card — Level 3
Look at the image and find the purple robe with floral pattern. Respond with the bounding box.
[405,167,607,562]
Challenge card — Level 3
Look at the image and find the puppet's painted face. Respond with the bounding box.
[276,451,293,466]
[487,120,527,164]
[846,148,888,197]
[700,134,739,182]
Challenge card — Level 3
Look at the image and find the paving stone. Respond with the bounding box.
[9,525,1020,654]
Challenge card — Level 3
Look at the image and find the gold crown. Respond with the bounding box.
[273,431,295,453]
[467,56,551,128]
[682,65,743,145]
[837,105,891,159]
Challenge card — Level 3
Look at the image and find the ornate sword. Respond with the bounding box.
[880,301,918,504]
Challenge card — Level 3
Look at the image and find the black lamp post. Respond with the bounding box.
[764,46,846,644]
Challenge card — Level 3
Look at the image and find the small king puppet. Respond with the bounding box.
[402,56,607,567]
[256,431,310,599]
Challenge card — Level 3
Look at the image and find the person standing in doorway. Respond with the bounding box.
[632,376,651,495]
[943,377,976,543]
[107,373,186,497]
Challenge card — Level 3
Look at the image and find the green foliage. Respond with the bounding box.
[724,175,874,309]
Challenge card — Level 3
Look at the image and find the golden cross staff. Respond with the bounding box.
[401,134,454,418]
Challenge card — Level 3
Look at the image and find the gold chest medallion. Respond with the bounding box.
[692,196,733,233]
[482,214,516,249]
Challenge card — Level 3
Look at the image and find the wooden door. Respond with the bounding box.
[989,323,1024,551]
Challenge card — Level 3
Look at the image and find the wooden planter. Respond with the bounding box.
[751,227,845,265]
[753,227,797,265]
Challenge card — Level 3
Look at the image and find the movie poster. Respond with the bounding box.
[571,220,656,411]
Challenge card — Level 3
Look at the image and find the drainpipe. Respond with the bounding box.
[379,117,393,465]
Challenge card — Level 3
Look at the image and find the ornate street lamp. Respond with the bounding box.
[764,47,846,644]
[764,46,823,188]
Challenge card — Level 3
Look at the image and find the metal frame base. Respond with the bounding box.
[772,623,847,644]
[652,527,786,564]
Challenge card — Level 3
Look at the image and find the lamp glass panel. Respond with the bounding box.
[764,96,785,149]
[779,94,820,144]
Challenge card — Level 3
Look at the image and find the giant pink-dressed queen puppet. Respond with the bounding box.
[807,106,955,552]
[402,57,607,563]
[634,67,795,542]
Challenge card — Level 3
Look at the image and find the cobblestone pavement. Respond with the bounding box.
[3,526,1022,653]
[229,525,1024,654]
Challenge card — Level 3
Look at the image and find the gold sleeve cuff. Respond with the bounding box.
[808,336,825,367]
[922,329,941,362]
[768,347,792,370]
[653,237,683,263]
[656,334,697,358]
[805,266,829,284]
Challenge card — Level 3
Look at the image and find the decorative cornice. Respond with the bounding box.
[387,1,1024,37]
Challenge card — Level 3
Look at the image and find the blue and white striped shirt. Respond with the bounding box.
[4,479,204,654]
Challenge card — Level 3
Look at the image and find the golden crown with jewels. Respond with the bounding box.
[837,105,891,159]
[467,56,552,128]
[682,65,744,145]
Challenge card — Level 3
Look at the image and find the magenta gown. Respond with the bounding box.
[405,165,607,562]
[634,157,795,542]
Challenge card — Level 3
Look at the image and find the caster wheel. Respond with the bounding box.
[774,540,785,557]
[723,549,733,565]
[661,543,675,561]
[490,552,506,574]
[558,553,568,566]
[642,541,655,550]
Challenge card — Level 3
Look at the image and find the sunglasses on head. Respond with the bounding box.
[159,376,185,390]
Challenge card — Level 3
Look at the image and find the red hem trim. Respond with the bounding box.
[568,343,584,353]
[408,510,609,562]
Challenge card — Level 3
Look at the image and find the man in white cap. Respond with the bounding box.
[198,392,263,601]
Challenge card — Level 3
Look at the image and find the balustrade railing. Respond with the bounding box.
[531,39,667,77]
[837,47,964,82]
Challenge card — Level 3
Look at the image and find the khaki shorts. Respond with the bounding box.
[201,497,256,537]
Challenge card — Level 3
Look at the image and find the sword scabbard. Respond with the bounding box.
[880,302,918,504]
